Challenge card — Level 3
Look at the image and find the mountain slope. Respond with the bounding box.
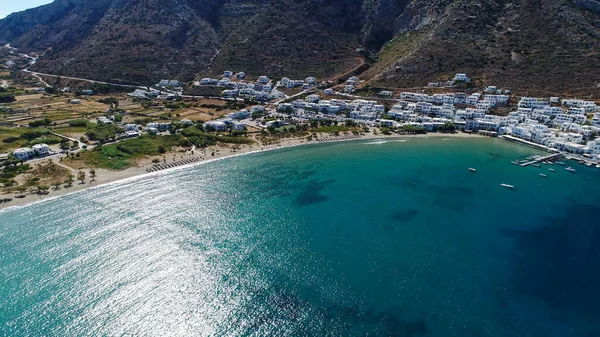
[0,0,598,93]
[365,0,600,94]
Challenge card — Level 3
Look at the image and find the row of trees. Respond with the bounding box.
[62,169,96,187]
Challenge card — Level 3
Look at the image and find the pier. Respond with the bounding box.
[520,153,563,167]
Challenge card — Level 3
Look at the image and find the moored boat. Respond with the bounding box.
[566,167,576,173]
[539,173,547,178]
[556,161,565,165]
[548,168,555,172]
[500,183,515,189]
[468,168,477,172]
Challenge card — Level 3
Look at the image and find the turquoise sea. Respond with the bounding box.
[1,137,600,336]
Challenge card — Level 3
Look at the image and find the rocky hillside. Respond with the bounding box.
[0,0,599,93]
[365,0,600,95]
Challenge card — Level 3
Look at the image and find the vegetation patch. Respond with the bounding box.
[82,134,185,170]
[181,126,253,148]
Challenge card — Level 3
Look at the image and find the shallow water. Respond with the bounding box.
[1,137,599,336]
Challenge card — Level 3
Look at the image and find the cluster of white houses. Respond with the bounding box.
[201,108,253,132]
[387,93,600,158]
[12,143,51,160]
[156,79,181,88]
[195,71,318,102]
[278,95,386,120]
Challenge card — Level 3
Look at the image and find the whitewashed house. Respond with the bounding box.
[32,144,50,156]
[306,94,321,103]
[231,122,246,131]
[13,148,35,160]
[454,73,470,82]
[203,121,227,132]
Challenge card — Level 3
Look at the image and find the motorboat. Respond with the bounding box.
[539,173,547,178]
[500,183,515,189]
[532,164,541,168]
[555,161,565,165]
[565,167,576,173]
[469,168,477,172]
[548,168,555,172]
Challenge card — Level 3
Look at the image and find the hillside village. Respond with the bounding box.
[2,47,600,206]
[3,68,600,166]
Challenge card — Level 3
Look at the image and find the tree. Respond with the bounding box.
[77,170,86,184]
[0,93,16,103]
[158,145,166,154]
[65,174,74,187]
[89,169,97,182]
[52,181,61,190]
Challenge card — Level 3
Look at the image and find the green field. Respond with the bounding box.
[0,127,53,153]
[82,134,185,170]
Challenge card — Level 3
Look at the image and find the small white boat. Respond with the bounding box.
[500,183,515,189]
[548,168,555,172]
[565,167,576,173]
[539,173,547,178]
[511,161,520,165]
[555,162,565,165]
[532,164,541,168]
[596,164,600,169]
[468,168,477,172]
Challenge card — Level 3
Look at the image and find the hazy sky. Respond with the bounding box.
[0,0,53,19]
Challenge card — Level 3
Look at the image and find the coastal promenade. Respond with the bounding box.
[500,135,558,152]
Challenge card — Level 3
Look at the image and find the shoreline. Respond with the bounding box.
[0,132,484,211]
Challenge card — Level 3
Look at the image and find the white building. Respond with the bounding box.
[518,97,551,109]
[380,120,398,128]
[70,99,81,104]
[306,94,321,103]
[257,76,270,84]
[228,110,251,119]
[453,73,470,82]
[203,121,227,132]
[584,140,600,154]
[231,122,246,131]
[591,113,600,127]
[124,124,138,132]
[32,144,50,156]
[13,147,35,160]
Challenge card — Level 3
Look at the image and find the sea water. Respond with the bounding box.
[1,137,599,336]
